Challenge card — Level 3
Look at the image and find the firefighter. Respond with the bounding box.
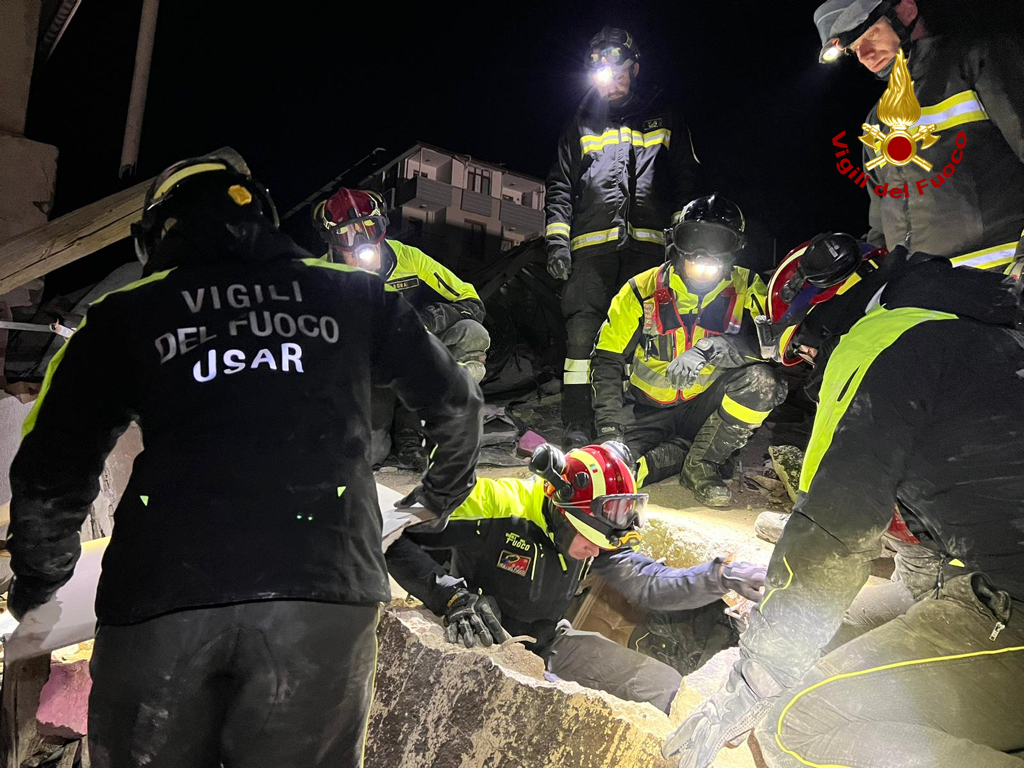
[592,195,787,508]
[664,241,1024,767]
[814,0,1024,271]
[546,26,699,447]
[314,187,489,470]
[386,442,767,715]
[6,155,483,768]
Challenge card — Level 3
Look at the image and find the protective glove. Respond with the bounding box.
[443,589,511,648]
[663,672,773,768]
[716,559,767,602]
[421,303,462,335]
[5,576,47,621]
[666,338,721,391]
[546,244,572,281]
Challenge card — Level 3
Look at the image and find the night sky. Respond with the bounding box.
[24,0,1021,292]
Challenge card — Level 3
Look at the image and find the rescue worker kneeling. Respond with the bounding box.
[592,195,787,507]
[386,442,766,714]
[315,188,490,470]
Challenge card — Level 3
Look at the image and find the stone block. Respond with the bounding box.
[365,606,677,768]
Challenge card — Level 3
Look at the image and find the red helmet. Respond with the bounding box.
[313,188,389,251]
[529,442,647,550]
[756,233,888,365]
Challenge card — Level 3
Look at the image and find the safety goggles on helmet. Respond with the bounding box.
[529,442,647,551]
[674,222,744,259]
[322,216,388,250]
[755,234,887,365]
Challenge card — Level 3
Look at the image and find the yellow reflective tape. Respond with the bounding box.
[564,371,590,385]
[579,128,672,158]
[546,222,571,237]
[758,555,794,612]
[140,495,149,507]
[627,225,666,244]
[950,241,1017,271]
[671,210,685,225]
[153,162,229,201]
[359,604,381,767]
[571,226,620,250]
[564,358,591,372]
[949,558,965,567]
[721,395,772,426]
[776,643,1024,767]
[636,456,650,488]
[571,450,607,498]
[914,90,989,132]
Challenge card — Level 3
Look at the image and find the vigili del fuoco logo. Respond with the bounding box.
[832,49,968,199]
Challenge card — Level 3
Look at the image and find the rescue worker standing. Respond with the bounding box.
[814,0,1024,271]
[592,195,787,507]
[664,243,1024,767]
[6,156,482,768]
[314,187,489,470]
[546,27,699,446]
[386,442,766,714]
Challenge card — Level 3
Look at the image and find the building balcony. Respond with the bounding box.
[461,189,495,217]
[395,176,454,213]
[499,199,545,237]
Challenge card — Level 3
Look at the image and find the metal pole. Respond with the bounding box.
[119,0,161,178]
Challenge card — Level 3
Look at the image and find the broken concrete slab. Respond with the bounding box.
[365,606,678,768]
[768,445,804,504]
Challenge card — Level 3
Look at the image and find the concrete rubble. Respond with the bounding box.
[366,606,678,768]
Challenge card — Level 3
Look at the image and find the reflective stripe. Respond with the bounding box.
[721,395,771,426]
[799,307,957,494]
[579,127,672,158]
[776,642,1024,768]
[950,241,1017,271]
[913,90,989,132]
[571,226,620,251]
[564,357,591,385]
[758,555,793,612]
[627,224,666,244]
[636,456,650,488]
[671,210,685,226]
[546,222,571,238]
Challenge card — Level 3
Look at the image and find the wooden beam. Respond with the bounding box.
[0,146,240,295]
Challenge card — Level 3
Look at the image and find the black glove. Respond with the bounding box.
[421,303,462,335]
[443,589,511,648]
[715,558,767,602]
[666,338,721,390]
[546,244,572,281]
[6,576,48,621]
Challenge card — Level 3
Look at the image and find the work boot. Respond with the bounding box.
[393,430,428,472]
[680,413,754,509]
[636,440,689,488]
[562,422,591,450]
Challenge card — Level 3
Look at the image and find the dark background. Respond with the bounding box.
[24,0,1023,293]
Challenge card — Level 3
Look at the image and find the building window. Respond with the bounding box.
[467,166,491,195]
[502,194,515,203]
[500,238,514,252]
[466,221,487,257]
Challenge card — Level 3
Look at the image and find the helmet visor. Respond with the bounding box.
[674,223,742,258]
[591,493,647,529]
[327,216,387,250]
[588,44,634,69]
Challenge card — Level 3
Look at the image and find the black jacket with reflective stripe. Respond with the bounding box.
[8,223,482,624]
[386,476,733,654]
[864,33,1024,266]
[735,260,1024,702]
[545,87,699,259]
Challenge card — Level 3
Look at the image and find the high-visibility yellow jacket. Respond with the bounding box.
[592,263,766,436]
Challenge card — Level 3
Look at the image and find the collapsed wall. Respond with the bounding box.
[365,606,678,768]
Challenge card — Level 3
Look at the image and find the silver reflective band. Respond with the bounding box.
[950,242,1016,271]
[913,91,989,132]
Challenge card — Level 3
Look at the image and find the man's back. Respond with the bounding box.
[10,232,481,625]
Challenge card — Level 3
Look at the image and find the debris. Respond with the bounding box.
[36,658,91,739]
[366,606,678,768]
[768,445,804,503]
[517,429,547,455]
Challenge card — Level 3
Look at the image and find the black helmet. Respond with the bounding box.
[131,153,279,264]
[586,26,640,70]
[667,195,746,288]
